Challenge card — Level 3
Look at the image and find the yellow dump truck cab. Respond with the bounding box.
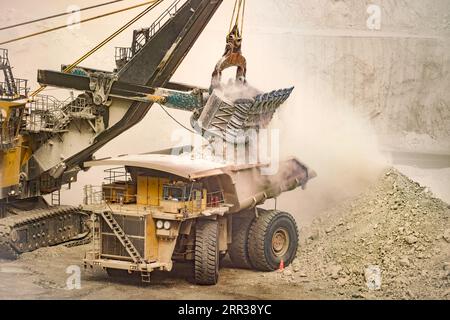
[161,182,207,214]
[82,153,315,285]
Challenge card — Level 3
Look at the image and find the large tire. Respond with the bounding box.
[228,214,254,269]
[248,210,299,271]
[194,220,219,285]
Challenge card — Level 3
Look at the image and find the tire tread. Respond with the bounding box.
[195,220,219,285]
[248,210,298,271]
[228,214,254,269]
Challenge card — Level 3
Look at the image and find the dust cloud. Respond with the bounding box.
[269,86,390,225]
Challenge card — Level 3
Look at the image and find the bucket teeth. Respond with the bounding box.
[195,87,294,143]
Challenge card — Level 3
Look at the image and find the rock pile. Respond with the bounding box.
[275,168,450,299]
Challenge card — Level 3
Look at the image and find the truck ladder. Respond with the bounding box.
[141,268,151,283]
[51,190,61,206]
[0,49,17,95]
[101,210,143,264]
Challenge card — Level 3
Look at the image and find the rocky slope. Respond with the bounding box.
[275,168,450,299]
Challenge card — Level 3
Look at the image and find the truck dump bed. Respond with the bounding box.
[85,153,316,213]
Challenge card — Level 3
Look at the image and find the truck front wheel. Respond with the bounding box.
[248,210,299,271]
[194,220,219,285]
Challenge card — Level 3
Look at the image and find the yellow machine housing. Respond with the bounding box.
[102,181,137,204]
[136,176,168,206]
[0,101,31,195]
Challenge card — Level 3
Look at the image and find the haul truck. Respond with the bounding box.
[82,153,316,285]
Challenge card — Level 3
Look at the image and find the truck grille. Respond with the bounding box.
[100,214,145,260]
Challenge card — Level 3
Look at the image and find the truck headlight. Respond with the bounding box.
[156,220,164,229]
[163,221,171,230]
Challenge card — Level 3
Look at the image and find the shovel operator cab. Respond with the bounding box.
[82,153,315,285]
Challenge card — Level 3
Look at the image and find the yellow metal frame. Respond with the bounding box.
[0,101,31,190]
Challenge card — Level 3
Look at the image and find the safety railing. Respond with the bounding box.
[206,191,225,208]
[115,0,187,69]
[83,185,106,206]
[114,47,133,69]
[131,28,151,55]
[151,0,186,36]
[176,190,226,214]
[26,95,65,132]
[84,185,138,206]
[83,182,227,216]
[68,97,93,119]
[83,185,147,215]
[0,78,28,100]
[104,167,132,184]
[25,94,90,132]
[133,0,186,53]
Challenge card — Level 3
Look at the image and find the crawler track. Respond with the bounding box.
[0,206,88,259]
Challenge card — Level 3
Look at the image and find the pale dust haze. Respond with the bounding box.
[270,87,389,225]
[1,0,448,226]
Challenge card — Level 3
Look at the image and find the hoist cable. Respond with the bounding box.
[28,0,164,98]
[0,0,160,46]
[0,0,126,31]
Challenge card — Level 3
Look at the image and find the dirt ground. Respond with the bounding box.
[0,245,325,300]
[0,167,448,300]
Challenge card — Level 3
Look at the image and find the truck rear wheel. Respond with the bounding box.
[228,214,254,269]
[194,220,219,285]
[248,210,298,271]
